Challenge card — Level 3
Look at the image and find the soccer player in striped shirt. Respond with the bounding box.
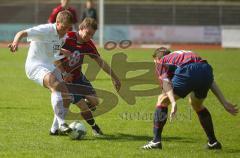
[142,47,238,149]
[51,18,121,136]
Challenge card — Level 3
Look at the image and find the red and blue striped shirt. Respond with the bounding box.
[61,31,100,80]
[155,50,206,85]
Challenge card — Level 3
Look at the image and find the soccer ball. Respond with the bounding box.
[69,121,87,140]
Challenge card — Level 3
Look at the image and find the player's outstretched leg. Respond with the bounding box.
[197,108,222,150]
[85,95,99,112]
[189,93,222,150]
[76,99,103,137]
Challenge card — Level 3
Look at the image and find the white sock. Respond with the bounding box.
[50,108,69,132]
[51,91,69,126]
[50,115,59,133]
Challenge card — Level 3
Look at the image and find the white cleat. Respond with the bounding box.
[142,141,162,149]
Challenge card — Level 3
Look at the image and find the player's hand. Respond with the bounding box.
[170,102,177,122]
[8,42,18,53]
[60,48,72,57]
[223,101,238,116]
[113,78,121,92]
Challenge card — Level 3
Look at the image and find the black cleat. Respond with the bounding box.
[92,124,104,137]
[207,141,222,150]
[49,130,59,136]
[142,141,162,149]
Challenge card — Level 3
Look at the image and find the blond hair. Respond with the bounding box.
[79,18,98,30]
[56,10,73,25]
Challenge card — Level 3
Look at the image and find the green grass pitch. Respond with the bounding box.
[0,47,239,158]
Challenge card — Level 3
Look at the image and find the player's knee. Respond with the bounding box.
[189,93,206,112]
[92,98,99,106]
[192,105,205,112]
[51,91,71,108]
[156,103,168,108]
[76,100,89,111]
[54,82,68,93]
[87,96,99,106]
[44,73,58,89]
[51,81,72,105]
[189,99,204,112]
[188,97,194,106]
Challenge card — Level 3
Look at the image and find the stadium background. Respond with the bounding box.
[0,0,240,47]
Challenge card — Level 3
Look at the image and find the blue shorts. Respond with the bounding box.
[172,62,213,99]
[66,74,96,104]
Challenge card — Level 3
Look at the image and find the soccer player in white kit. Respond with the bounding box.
[8,10,73,134]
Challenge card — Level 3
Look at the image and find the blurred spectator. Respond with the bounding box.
[48,0,78,30]
[81,0,97,22]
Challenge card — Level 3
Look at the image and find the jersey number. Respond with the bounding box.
[68,50,81,67]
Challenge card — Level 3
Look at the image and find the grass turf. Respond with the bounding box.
[0,47,239,158]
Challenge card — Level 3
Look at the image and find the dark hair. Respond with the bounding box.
[79,18,98,30]
[152,47,171,58]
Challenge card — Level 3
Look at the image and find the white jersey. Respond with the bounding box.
[24,23,65,85]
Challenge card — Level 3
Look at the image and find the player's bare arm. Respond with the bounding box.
[162,78,177,121]
[60,48,72,57]
[94,56,121,91]
[211,81,238,115]
[8,30,27,52]
[156,94,170,107]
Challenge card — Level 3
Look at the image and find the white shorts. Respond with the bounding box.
[25,65,62,87]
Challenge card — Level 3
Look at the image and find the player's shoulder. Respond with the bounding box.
[66,31,78,40]
[87,39,97,47]
[85,40,98,52]
[67,31,77,37]
[37,23,54,27]
[82,40,99,57]
[88,39,95,44]
[28,23,55,32]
